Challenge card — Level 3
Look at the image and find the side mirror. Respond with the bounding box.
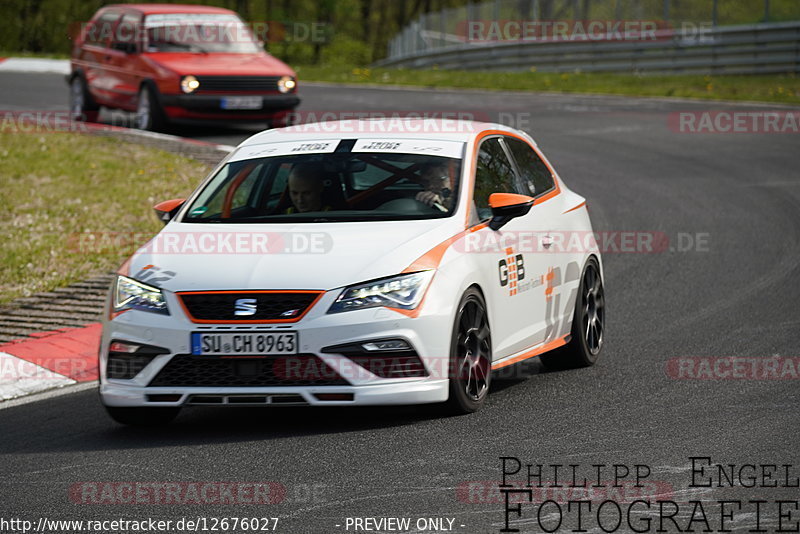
[488,193,534,230]
[154,198,185,224]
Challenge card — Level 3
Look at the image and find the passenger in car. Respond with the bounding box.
[414,163,454,211]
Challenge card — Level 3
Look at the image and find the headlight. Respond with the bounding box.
[277,75,296,93]
[180,75,200,94]
[328,271,434,314]
[113,275,169,315]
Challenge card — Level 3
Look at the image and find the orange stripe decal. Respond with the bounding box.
[563,201,586,214]
[491,335,569,370]
[402,222,489,273]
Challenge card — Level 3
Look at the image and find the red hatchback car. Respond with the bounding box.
[69,4,300,130]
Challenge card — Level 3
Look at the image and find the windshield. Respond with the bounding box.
[144,13,261,54]
[183,142,464,223]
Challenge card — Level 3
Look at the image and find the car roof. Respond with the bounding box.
[104,4,237,15]
[240,119,533,148]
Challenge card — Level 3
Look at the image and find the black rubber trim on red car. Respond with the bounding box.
[159,94,300,111]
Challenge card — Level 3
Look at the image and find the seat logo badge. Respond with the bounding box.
[234,298,257,316]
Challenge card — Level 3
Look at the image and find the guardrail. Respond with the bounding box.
[375,21,800,75]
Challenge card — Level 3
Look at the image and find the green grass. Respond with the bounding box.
[0,131,209,304]
[0,50,69,59]
[296,65,800,104]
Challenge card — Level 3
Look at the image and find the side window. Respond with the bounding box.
[504,137,555,196]
[231,165,262,208]
[112,13,142,53]
[264,163,292,212]
[473,137,517,220]
[85,11,121,48]
[189,162,264,218]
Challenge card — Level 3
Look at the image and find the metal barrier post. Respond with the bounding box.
[712,0,718,27]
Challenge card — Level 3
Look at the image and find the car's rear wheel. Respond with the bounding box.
[105,406,180,426]
[69,75,99,123]
[135,84,167,131]
[540,257,605,369]
[446,288,492,414]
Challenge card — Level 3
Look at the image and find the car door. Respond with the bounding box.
[105,11,145,110]
[502,135,581,347]
[468,135,555,361]
[83,9,123,106]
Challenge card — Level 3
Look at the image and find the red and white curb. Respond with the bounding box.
[0,324,101,401]
[0,57,70,74]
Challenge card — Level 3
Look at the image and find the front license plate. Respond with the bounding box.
[191,332,297,355]
[220,96,262,110]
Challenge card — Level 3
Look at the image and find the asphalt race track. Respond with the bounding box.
[1,72,799,533]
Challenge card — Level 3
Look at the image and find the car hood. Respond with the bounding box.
[145,52,294,77]
[125,219,461,293]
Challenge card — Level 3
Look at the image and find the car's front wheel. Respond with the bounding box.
[104,406,180,426]
[540,257,605,369]
[135,84,167,131]
[446,288,492,414]
[69,75,99,123]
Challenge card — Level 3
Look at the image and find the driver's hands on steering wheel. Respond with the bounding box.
[416,191,447,212]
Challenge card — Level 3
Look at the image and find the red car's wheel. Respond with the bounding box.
[135,84,168,132]
[69,75,99,123]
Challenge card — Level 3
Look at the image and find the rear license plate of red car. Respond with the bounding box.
[221,96,262,110]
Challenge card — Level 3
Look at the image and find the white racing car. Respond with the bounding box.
[100,119,605,425]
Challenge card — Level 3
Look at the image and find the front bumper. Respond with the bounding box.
[160,93,299,121]
[100,289,453,408]
[100,380,449,407]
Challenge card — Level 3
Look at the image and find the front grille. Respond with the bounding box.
[195,75,281,93]
[148,354,348,387]
[179,291,322,322]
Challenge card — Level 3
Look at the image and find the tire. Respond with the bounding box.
[69,75,99,123]
[446,288,492,414]
[135,84,167,131]
[105,406,180,426]
[540,257,605,370]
